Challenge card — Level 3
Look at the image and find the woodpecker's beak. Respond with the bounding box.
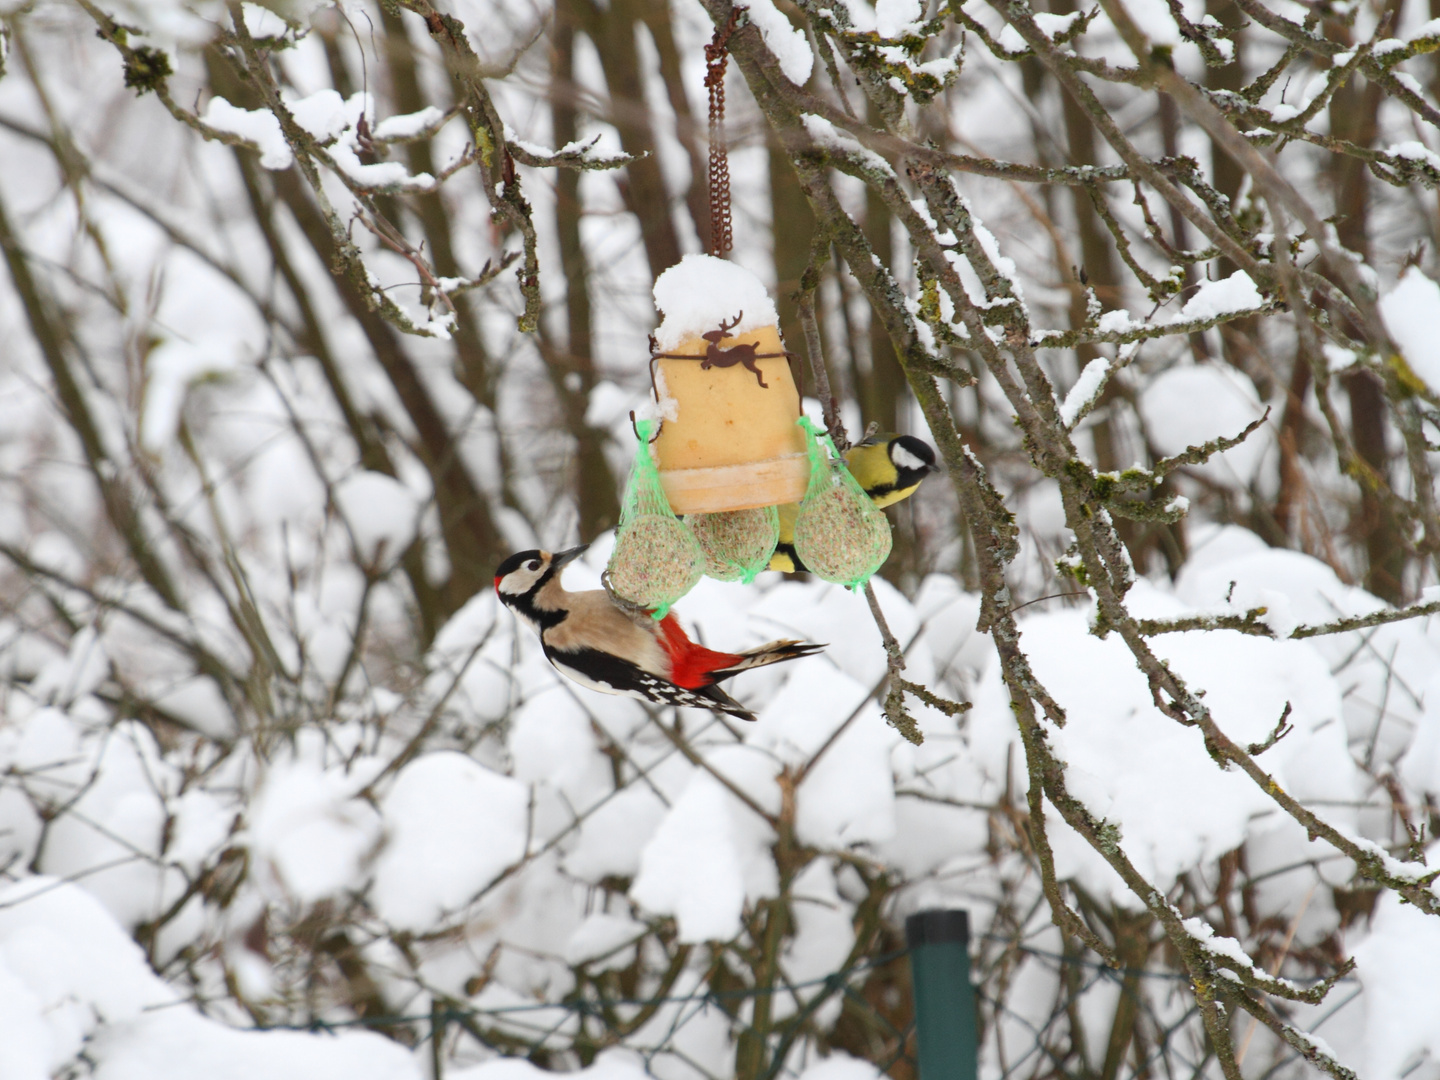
[551,545,589,569]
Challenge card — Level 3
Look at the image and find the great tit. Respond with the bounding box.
[770,433,937,574]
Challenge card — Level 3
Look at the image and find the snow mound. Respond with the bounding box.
[968,598,1358,906]
[449,1052,648,1080]
[630,746,779,942]
[1179,545,1440,760]
[1138,363,1271,486]
[1379,267,1440,395]
[248,749,382,904]
[796,1053,885,1080]
[0,877,418,1080]
[372,751,529,930]
[334,470,421,563]
[1400,675,1440,795]
[90,1010,421,1080]
[630,771,753,942]
[1354,888,1440,1080]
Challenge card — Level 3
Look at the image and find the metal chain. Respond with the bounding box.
[704,8,742,256]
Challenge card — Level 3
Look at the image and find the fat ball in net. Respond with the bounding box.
[792,417,892,589]
[606,419,704,617]
[688,507,779,583]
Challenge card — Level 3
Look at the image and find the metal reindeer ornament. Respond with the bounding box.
[650,311,800,389]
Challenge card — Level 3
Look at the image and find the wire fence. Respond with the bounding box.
[232,930,1364,1080]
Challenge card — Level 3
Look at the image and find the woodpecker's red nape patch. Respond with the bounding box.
[494,576,503,591]
[656,614,744,689]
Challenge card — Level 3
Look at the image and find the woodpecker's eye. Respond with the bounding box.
[526,559,541,572]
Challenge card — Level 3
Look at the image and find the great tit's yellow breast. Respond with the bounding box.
[870,482,921,510]
[768,544,801,573]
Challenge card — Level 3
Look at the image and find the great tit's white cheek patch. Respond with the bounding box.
[891,445,929,472]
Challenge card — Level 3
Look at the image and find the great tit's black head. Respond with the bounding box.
[889,435,937,486]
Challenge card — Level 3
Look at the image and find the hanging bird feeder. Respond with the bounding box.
[647,254,810,514]
[605,10,890,605]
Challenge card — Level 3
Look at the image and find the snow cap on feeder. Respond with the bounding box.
[648,254,810,515]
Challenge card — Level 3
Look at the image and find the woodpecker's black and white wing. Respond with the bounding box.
[543,642,756,720]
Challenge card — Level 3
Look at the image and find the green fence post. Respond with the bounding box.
[905,909,977,1080]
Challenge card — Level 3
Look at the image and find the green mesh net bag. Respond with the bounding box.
[688,507,779,583]
[606,419,704,618]
[793,416,892,590]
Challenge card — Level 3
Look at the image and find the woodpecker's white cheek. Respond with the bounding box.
[498,567,544,596]
[891,445,929,472]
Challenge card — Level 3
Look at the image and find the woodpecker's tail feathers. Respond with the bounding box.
[709,639,825,682]
[642,681,757,721]
[695,683,758,721]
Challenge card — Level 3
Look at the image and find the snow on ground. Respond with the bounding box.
[4,526,1440,1073]
[0,878,421,1080]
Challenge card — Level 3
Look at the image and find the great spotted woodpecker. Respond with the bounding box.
[494,546,822,720]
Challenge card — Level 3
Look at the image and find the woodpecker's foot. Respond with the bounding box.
[601,570,655,620]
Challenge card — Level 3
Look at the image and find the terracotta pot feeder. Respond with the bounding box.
[646,255,810,514]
